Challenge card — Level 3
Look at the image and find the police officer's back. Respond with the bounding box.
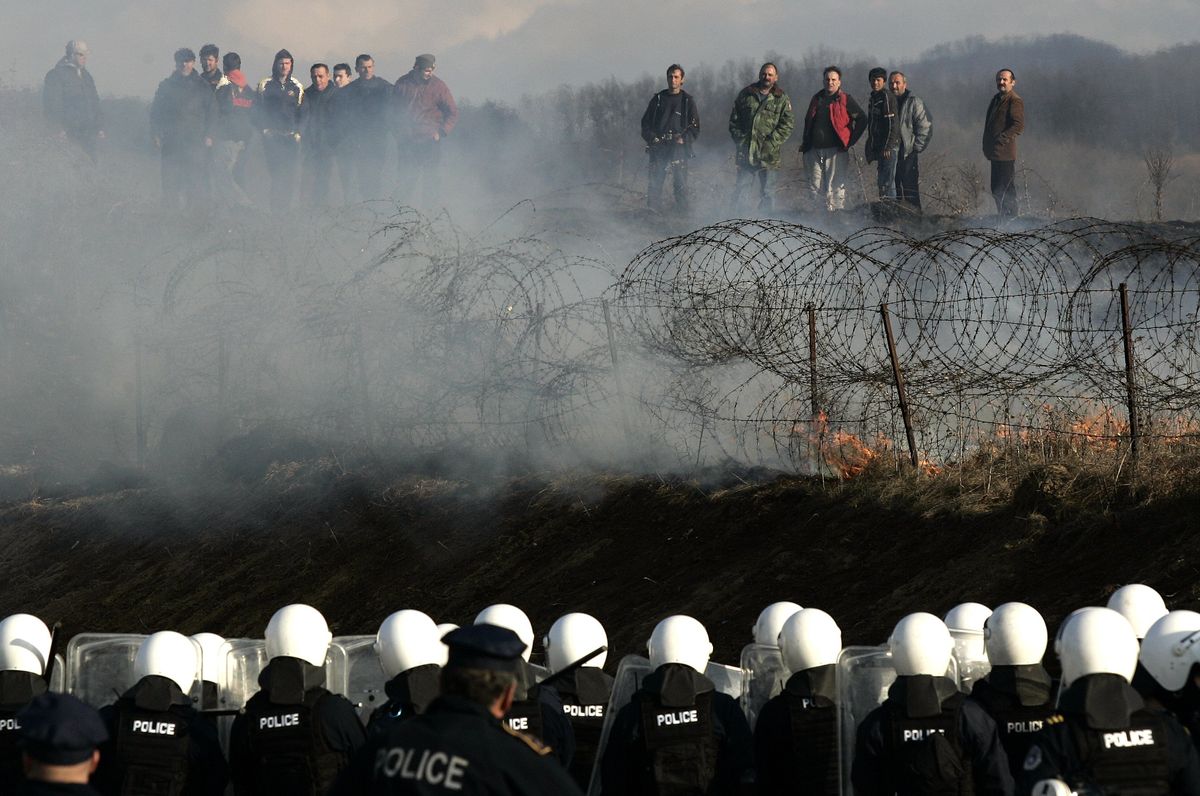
[1023,608,1200,796]
[541,613,614,791]
[366,610,443,733]
[599,615,753,795]
[0,615,55,793]
[228,604,366,796]
[967,602,1057,781]
[93,631,227,796]
[15,692,107,796]
[755,608,842,796]
[333,623,584,795]
[851,613,1013,796]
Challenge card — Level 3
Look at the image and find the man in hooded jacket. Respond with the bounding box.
[257,49,305,212]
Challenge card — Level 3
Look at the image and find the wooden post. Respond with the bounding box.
[601,299,633,447]
[135,332,146,470]
[880,303,919,469]
[1118,283,1141,465]
[807,304,819,418]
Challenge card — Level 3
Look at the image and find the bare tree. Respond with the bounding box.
[1143,147,1176,221]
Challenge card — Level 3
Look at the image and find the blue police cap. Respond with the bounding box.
[17,693,108,765]
[443,624,526,673]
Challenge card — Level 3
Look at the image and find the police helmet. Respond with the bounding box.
[648,615,712,673]
[135,631,200,694]
[375,610,441,679]
[780,608,841,672]
[435,624,459,666]
[544,613,608,673]
[190,632,229,687]
[0,614,53,674]
[1057,606,1138,686]
[752,601,803,647]
[1106,584,1168,639]
[265,604,332,667]
[944,602,992,632]
[889,613,954,677]
[983,602,1047,666]
[474,605,534,662]
[1139,610,1200,693]
[1032,780,1074,796]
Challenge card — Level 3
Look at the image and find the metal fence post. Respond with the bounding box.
[1118,283,1141,465]
[880,303,920,469]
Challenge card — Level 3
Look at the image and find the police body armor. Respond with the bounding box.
[243,660,343,796]
[557,667,614,790]
[505,690,546,740]
[884,676,975,796]
[111,677,192,796]
[367,664,440,733]
[970,666,1055,777]
[784,667,840,795]
[634,664,719,795]
[0,670,47,791]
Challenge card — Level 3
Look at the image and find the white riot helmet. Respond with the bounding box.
[474,605,534,662]
[780,608,842,672]
[984,603,1047,666]
[944,603,993,633]
[648,615,713,673]
[1057,606,1138,687]
[375,610,442,679]
[435,624,458,666]
[1139,610,1200,692]
[1032,780,1073,796]
[265,604,332,667]
[135,631,199,694]
[1107,584,1168,639]
[889,613,954,677]
[545,613,608,673]
[753,602,803,647]
[190,633,229,687]
[0,614,53,674]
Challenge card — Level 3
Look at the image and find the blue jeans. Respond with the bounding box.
[733,164,779,212]
[876,150,898,200]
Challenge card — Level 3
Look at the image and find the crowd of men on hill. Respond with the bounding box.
[43,40,1025,218]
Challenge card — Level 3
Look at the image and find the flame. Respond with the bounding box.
[792,411,936,478]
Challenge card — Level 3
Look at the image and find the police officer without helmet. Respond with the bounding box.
[333,623,584,795]
[15,692,107,796]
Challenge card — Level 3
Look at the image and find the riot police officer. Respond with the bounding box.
[541,613,613,791]
[475,604,575,769]
[1109,583,1171,697]
[945,602,993,692]
[1133,610,1200,755]
[755,607,842,795]
[93,631,228,796]
[599,614,754,795]
[1022,607,1200,796]
[332,624,584,795]
[367,610,443,733]
[189,633,227,711]
[229,604,366,795]
[968,602,1057,780]
[851,612,1013,796]
[0,614,54,792]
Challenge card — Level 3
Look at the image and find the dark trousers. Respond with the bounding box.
[161,143,205,209]
[647,145,688,208]
[303,149,335,205]
[895,151,921,209]
[990,159,1018,217]
[354,141,388,200]
[262,133,300,212]
[396,139,442,207]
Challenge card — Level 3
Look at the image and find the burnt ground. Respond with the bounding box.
[0,453,1198,667]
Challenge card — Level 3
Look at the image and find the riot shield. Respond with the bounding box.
[739,643,787,730]
[221,639,268,712]
[48,654,65,693]
[529,662,550,683]
[705,660,744,700]
[330,635,386,722]
[65,634,145,708]
[586,654,653,796]
[950,628,991,693]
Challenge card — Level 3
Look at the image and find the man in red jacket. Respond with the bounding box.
[394,53,458,207]
[799,65,864,211]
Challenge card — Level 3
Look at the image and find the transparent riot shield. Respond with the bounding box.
[222,639,268,712]
[65,634,145,708]
[529,663,550,683]
[950,628,991,693]
[705,661,744,700]
[48,654,65,692]
[330,635,385,722]
[739,643,787,730]
[586,654,653,796]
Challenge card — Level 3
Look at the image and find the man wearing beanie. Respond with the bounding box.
[393,53,457,206]
[42,40,104,163]
[150,48,216,209]
[15,692,107,795]
[257,49,305,212]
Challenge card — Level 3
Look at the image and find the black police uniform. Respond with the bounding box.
[755,664,840,796]
[93,674,228,796]
[1020,673,1200,796]
[367,664,442,735]
[851,674,1014,796]
[0,669,49,792]
[550,666,614,791]
[969,664,1057,781]
[332,624,584,795]
[599,663,754,795]
[228,656,366,796]
[502,664,575,770]
[15,692,108,796]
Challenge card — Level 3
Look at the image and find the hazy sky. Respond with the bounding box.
[5,0,1198,102]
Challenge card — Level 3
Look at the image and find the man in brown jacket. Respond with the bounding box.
[394,53,458,206]
[982,68,1024,217]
